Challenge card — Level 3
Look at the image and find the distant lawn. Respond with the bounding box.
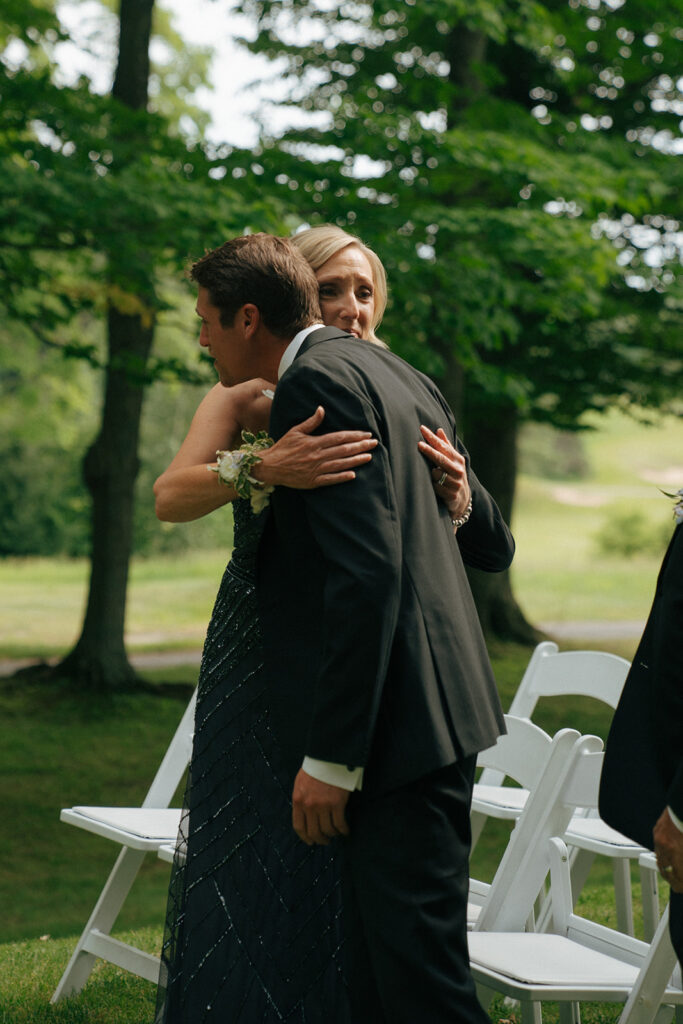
[511,408,681,626]
[510,479,671,624]
[3,409,681,661]
[0,551,227,659]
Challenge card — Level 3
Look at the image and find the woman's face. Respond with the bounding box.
[315,245,376,340]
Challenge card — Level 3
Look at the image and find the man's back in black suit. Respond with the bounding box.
[259,326,514,1021]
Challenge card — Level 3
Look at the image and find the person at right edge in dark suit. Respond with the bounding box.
[599,510,683,962]
[250,233,515,1023]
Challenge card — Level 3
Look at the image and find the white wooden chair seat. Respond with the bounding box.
[472,784,529,817]
[61,807,182,850]
[469,931,642,994]
[565,816,644,856]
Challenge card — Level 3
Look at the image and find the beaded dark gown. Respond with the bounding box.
[156,500,349,1023]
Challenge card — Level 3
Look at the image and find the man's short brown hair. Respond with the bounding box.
[190,233,322,337]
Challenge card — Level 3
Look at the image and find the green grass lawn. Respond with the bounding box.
[0,651,662,1023]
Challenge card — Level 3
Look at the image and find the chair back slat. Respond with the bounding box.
[143,689,197,809]
[477,715,553,791]
[509,641,630,717]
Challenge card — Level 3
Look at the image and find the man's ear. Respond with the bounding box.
[240,303,261,338]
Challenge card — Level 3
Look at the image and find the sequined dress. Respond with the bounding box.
[156,500,349,1023]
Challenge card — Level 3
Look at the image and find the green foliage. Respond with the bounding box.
[0,1,288,362]
[0,443,91,557]
[233,0,682,422]
[0,291,231,557]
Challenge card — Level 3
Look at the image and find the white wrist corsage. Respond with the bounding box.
[211,430,275,514]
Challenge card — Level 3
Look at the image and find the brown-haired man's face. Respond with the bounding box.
[195,286,257,387]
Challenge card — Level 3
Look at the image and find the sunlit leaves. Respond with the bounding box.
[232,0,681,423]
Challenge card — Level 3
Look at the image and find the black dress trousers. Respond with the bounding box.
[340,757,489,1024]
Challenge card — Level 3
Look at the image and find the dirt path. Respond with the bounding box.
[0,619,645,679]
[0,648,203,678]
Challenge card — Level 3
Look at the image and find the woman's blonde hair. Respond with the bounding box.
[291,225,388,345]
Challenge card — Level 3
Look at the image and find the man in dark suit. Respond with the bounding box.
[599,520,683,961]
[191,232,514,1022]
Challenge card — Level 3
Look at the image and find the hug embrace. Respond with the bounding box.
[153,227,515,1023]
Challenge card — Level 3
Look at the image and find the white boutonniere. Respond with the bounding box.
[662,487,683,525]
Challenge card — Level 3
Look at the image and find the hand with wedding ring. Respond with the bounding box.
[654,808,683,893]
[418,425,471,525]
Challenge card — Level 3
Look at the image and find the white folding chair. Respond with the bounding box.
[468,715,556,927]
[469,737,683,1024]
[51,688,196,1003]
[473,641,658,937]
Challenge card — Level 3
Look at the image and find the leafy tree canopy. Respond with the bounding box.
[0,0,287,381]
[232,0,682,426]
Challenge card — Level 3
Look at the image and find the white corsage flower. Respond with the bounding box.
[210,430,275,514]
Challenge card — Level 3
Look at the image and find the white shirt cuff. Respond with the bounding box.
[302,757,364,791]
[668,807,683,833]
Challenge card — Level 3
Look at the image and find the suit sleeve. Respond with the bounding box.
[425,386,514,572]
[271,367,401,769]
[656,526,683,818]
[452,438,515,573]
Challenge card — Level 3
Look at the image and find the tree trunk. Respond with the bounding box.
[54,0,156,689]
[441,21,539,645]
[462,402,541,644]
[57,310,154,688]
[113,0,154,106]
[430,332,465,426]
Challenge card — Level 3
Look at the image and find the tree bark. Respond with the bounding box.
[462,402,541,644]
[57,310,154,688]
[441,21,539,644]
[113,0,154,107]
[54,0,156,689]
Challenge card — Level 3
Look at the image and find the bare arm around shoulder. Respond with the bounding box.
[154,379,378,523]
